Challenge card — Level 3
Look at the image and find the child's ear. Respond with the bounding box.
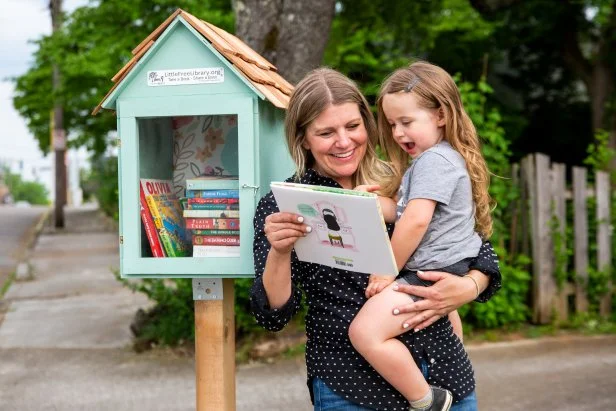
[437,108,446,127]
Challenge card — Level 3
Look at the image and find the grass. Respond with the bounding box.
[0,271,16,298]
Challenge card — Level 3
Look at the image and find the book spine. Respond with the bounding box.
[158,228,177,257]
[191,229,240,236]
[193,235,240,246]
[185,218,240,230]
[183,209,240,218]
[193,245,241,257]
[145,195,163,229]
[186,189,240,199]
[186,203,240,210]
[139,185,165,257]
[186,180,240,190]
[187,198,239,205]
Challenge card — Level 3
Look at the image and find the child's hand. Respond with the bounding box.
[354,184,381,193]
[365,274,395,298]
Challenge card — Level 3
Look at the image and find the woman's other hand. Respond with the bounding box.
[264,212,311,254]
[365,274,395,298]
[391,270,477,331]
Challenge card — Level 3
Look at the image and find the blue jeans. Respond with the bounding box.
[312,361,478,410]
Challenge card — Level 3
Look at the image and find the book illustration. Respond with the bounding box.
[172,115,239,197]
[139,184,165,257]
[140,179,191,257]
[296,201,357,250]
[270,182,397,275]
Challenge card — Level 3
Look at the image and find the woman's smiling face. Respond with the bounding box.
[302,102,368,189]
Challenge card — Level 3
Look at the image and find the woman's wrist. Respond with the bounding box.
[466,270,489,298]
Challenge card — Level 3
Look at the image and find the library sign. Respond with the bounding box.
[147,67,224,86]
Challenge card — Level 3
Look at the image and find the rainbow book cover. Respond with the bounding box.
[270,182,397,275]
[140,179,191,257]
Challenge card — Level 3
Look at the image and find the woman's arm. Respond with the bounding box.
[391,241,501,331]
[250,193,309,331]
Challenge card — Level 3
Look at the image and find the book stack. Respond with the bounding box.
[140,178,191,257]
[184,176,240,257]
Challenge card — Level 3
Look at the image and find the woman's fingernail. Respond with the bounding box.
[417,270,424,275]
[297,216,304,223]
[393,309,400,315]
[414,328,420,332]
[392,283,399,290]
[305,226,312,233]
[403,323,409,329]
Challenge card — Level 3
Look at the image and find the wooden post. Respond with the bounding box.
[551,162,568,321]
[193,278,236,411]
[596,171,612,316]
[572,167,589,313]
[528,153,556,324]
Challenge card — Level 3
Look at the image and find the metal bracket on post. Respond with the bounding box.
[192,278,224,301]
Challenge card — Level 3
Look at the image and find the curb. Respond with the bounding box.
[15,207,52,261]
[465,333,616,352]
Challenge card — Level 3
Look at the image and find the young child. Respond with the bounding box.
[348,61,493,411]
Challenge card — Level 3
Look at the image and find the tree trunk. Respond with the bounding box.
[50,0,66,228]
[233,0,336,84]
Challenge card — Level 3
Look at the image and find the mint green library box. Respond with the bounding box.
[96,10,294,278]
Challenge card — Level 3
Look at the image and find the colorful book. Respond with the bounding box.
[186,175,239,190]
[185,218,240,230]
[186,189,240,199]
[139,185,165,257]
[186,203,240,210]
[140,178,191,257]
[187,197,239,205]
[193,245,241,258]
[183,209,240,218]
[191,229,240,236]
[270,182,397,275]
[193,235,240,246]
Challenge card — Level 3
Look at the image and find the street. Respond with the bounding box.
[0,205,47,289]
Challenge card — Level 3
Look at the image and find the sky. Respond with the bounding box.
[0,0,89,199]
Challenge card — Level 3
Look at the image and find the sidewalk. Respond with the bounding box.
[0,204,310,411]
[0,204,614,410]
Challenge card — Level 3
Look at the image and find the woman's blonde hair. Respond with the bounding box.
[285,68,398,196]
[377,61,493,239]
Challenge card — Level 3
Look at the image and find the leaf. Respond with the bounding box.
[202,116,213,133]
[182,133,195,149]
[190,162,201,177]
[175,162,189,171]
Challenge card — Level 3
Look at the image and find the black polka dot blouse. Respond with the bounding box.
[250,169,502,410]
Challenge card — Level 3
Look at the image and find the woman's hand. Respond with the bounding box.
[365,274,395,298]
[392,270,477,331]
[263,212,311,254]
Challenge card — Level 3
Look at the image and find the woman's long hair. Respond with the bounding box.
[285,68,398,197]
[377,61,493,238]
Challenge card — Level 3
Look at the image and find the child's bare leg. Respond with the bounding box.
[348,283,429,402]
[448,310,463,343]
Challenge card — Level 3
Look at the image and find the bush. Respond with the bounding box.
[1,167,49,205]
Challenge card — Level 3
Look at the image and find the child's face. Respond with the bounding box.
[382,92,445,159]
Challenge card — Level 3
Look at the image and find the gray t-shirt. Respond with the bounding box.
[396,141,481,270]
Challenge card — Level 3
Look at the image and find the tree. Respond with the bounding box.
[232,0,336,84]
[13,0,234,158]
[470,0,616,170]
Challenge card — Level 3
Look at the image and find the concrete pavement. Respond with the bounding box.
[0,204,614,411]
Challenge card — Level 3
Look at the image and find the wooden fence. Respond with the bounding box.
[511,153,612,324]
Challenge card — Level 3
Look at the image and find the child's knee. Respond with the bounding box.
[348,315,370,351]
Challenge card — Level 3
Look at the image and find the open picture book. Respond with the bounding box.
[270,182,398,275]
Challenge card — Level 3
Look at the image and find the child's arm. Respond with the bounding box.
[448,310,463,342]
[354,184,397,223]
[391,198,437,271]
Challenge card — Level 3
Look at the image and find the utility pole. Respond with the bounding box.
[50,0,66,228]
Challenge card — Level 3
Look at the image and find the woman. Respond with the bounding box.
[250,68,501,410]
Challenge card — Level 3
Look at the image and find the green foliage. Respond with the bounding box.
[117,275,195,347]
[85,156,119,220]
[1,167,49,205]
[13,0,234,156]
[584,129,616,181]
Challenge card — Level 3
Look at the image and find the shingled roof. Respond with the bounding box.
[93,8,293,115]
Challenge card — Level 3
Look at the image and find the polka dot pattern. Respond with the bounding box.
[250,169,502,410]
